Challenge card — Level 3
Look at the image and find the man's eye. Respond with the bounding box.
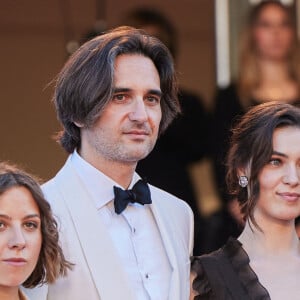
[113,94,126,101]
[146,96,160,104]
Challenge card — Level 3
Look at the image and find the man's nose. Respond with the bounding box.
[8,227,26,250]
[128,99,148,122]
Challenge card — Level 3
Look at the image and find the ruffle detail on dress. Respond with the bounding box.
[222,238,271,300]
[191,256,213,299]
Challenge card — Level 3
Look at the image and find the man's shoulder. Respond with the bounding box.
[41,160,71,205]
[42,176,56,190]
[42,157,72,192]
[149,183,183,200]
[148,184,193,213]
[149,183,194,254]
[41,177,64,212]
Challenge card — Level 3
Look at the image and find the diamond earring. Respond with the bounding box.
[238,176,248,188]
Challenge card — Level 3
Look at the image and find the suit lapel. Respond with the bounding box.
[55,159,137,300]
[150,190,181,300]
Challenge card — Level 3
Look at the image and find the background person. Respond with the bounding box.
[0,162,71,300]
[191,102,300,299]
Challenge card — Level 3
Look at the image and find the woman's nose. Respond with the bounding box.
[8,227,26,250]
[283,165,300,186]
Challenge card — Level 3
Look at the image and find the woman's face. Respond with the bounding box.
[0,186,42,289]
[252,4,294,60]
[255,126,300,224]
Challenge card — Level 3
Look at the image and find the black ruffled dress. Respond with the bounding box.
[191,238,271,300]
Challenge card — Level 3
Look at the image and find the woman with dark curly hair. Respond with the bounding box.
[191,102,300,299]
[0,162,72,300]
[212,0,300,248]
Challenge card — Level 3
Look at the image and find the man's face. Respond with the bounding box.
[80,54,162,166]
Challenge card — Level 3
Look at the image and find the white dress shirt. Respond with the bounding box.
[71,151,171,300]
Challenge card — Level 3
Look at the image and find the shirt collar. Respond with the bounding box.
[70,151,141,209]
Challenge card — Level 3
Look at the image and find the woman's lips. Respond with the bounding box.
[277,192,300,202]
[3,258,27,266]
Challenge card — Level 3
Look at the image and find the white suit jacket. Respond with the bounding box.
[26,156,194,300]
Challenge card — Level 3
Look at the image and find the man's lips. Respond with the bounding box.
[124,130,150,136]
[3,258,27,266]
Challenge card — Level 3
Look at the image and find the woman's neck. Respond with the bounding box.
[252,58,299,102]
[258,58,291,83]
[239,219,300,259]
[0,286,20,300]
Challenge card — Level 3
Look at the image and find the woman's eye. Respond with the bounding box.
[269,158,281,166]
[24,222,38,230]
[0,222,6,230]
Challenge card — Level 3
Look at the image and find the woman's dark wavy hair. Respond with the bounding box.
[54,26,179,153]
[226,102,300,228]
[0,162,72,288]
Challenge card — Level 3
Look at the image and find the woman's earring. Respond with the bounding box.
[238,176,248,188]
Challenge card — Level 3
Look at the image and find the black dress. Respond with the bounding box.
[191,238,271,300]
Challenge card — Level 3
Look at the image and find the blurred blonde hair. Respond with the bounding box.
[237,0,300,107]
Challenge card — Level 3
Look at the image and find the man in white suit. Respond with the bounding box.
[27,26,194,300]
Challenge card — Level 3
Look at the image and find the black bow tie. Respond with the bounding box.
[113,179,152,214]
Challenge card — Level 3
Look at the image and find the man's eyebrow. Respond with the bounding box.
[112,88,162,97]
[112,88,131,93]
[148,89,162,97]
